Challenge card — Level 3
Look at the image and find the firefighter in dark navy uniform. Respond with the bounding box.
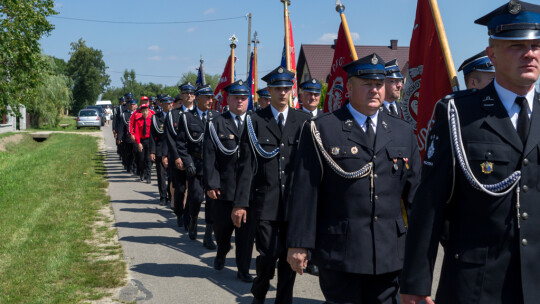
[232,66,311,304]
[203,80,256,282]
[256,88,272,110]
[175,84,219,249]
[400,2,540,304]
[286,53,421,304]
[150,95,173,206]
[381,59,404,118]
[299,78,323,118]
[165,83,196,230]
[458,50,496,90]
[117,98,138,173]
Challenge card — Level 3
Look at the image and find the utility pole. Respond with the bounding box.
[247,13,252,77]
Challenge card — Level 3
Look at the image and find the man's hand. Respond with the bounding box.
[400,294,435,304]
[231,207,247,228]
[287,248,308,275]
[138,143,143,152]
[114,133,117,139]
[185,164,196,177]
[150,153,156,162]
[162,157,168,169]
[130,135,136,142]
[117,139,122,145]
[175,158,184,170]
[206,189,221,200]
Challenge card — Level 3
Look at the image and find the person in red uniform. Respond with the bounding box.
[134,103,155,183]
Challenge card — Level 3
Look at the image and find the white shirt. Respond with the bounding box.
[302,107,319,117]
[494,79,534,130]
[347,103,378,134]
[270,105,289,127]
[230,112,247,128]
[182,105,194,112]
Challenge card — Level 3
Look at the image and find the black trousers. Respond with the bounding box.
[318,269,400,304]
[137,138,151,178]
[122,141,134,171]
[170,166,189,221]
[187,175,213,224]
[156,156,168,200]
[213,200,255,274]
[251,220,296,303]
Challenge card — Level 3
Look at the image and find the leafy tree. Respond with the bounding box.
[121,69,138,93]
[0,0,56,115]
[179,72,220,89]
[27,55,72,128]
[66,38,110,112]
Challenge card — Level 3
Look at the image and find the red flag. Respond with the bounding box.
[281,18,299,108]
[403,0,454,158]
[324,22,352,113]
[213,55,235,111]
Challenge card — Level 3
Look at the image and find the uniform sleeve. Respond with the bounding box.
[134,119,142,144]
[286,121,322,249]
[234,118,255,208]
[203,122,221,191]
[129,112,137,136]
[165,113,180,161]
[149,118,157,154]
[402,125,422,211]
[176,114,194,167]
[400,101,453,296]
[117,114,125,139]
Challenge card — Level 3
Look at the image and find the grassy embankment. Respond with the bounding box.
[27,116,101,132]
[0,133,126,303]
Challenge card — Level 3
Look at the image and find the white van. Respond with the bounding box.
[95,100,112,107]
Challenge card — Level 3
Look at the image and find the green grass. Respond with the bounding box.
[27,116,101,132]
[0,133,126,303]
[0,132,15,139]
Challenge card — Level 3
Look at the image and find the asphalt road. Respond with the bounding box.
[102,124,325,303]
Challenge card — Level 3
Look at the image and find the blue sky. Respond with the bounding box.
[40,0,510,89]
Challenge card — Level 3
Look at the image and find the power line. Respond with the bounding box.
[50,15,247,25]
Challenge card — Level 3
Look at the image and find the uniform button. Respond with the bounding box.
[485,151,492,158]
[522,212,529,220]
[373,155,377,159]
[523,185,529,192]
[454,254,459,260]
[523,158,529,166]
[374,195,379,200]
[374,174,378,179]
[281,171,285,175]
[374,216,379,222]
[280,143,284,147]
[281,157,285,160]
[522,239,528,246]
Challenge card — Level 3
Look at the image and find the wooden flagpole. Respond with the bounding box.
[336,0,358,61]
[230,34,237,83]
[429,0,459,91]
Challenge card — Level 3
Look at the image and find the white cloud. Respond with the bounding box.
[147,45,161,52]
[316,33,338,44]
[148,56,162,61]
[54,2,63,8]
[186,27,196,33]
[203,8,215,15]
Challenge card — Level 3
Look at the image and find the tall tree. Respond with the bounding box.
[66,38,110,112]
[179,72,220,90]
[0,0,56,115]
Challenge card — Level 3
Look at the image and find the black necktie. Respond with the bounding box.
[278,113,284,132]
[515,96,530,144]
[365,117,375,148]
[389,104,398,116]
[142,117,147,137]
[236,115,243,134]
[202,112,207,124]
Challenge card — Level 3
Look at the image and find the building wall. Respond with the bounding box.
[0,105,26,134]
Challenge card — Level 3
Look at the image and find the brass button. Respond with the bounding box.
[374,195,379,200]
[522,212,529,220]
[374,216,379,222]
[523,158,529,166]
[522,239,528,246]
[374,174,378,179]
[454,254,459,260]
[523,185,529,192]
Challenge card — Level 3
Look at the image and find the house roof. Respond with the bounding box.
[297,42,410,83]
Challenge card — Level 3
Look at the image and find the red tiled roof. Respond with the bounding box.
[297,43,410,83]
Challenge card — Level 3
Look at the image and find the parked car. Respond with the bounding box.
[77,109,101,129]
[85,105,106,126]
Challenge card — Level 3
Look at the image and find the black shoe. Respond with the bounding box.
[188,218,197,240]
[237,271,254,283]
[306,263,319,276]
[203,224,216,249]
[251,297,265,304]
[176,216,184,228]
[146,176,151,184]
[183,214,190,231]
[213,256,225,270]
[160,199,166,206]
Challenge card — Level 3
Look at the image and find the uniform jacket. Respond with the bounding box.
[380,102,403,119]
[175,108,219,176]
[113,104,126,134]
[286,107,420,275]
[118,110,134,143]
[165,107,188,161]
[150,111,168,157]
[203,111,243,202]
[234,106,311,221]
[400,82,540,304]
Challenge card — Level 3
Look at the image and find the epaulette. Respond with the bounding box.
[293,108,313,117]
[442,88,479,101]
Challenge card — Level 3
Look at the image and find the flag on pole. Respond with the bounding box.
[213,55,236,111]
[196,59,205,88]
[280,18,299,108]
[402,0,456,158]
[324,22,352,113]
[246,51,255,111]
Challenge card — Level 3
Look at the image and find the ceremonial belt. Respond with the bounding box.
[183,113,204,143]
[152,115,164,134]
[447,98,523,227]
[208,121,239,156]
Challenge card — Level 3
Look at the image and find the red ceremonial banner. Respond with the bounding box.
[402,0,454,158]
[324,22,351,113]
[213,55,235,111]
